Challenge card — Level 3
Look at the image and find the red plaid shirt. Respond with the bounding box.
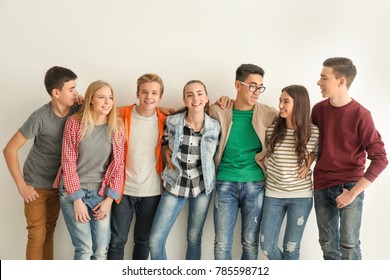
[53,116,125,201]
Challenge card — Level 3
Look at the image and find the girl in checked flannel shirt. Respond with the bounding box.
[53,80,125,260]
[149,80,220,260]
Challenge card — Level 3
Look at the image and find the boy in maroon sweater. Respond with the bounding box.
[312,57,388,260]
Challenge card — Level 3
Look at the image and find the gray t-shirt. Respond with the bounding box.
[77,124,112,190]
[19,102,79,189]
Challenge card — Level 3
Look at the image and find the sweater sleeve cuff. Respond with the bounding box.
[104,188,120,201]
[69,190,85,201]
[363,173,376,183]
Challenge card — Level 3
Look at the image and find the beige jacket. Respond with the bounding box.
[209,102,278,175]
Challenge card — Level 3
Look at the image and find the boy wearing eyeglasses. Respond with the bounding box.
[209,63,278,260]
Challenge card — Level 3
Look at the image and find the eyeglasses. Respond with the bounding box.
[239,81,266,93]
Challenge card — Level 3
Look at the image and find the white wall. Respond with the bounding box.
[1,0,389,260]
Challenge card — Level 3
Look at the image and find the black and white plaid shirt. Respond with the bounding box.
[164,122,205,199]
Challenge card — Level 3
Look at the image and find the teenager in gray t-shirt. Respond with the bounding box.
[54,80,125,260]
[20,103,79,189]
[2,65,79,260]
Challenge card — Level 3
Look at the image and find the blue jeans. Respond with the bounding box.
[60,188,111,260]
[314,182,363,260]
[149,190,212,260]
[107,194,160,260]
[214,180,265,260]
[260,196,313,260]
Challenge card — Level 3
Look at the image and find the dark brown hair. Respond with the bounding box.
[323,57,357,88]
[44,66,77,96]
[235,64,265,81]
[269,85,311,165]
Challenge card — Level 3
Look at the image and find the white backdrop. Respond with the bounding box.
[1,0,389,260]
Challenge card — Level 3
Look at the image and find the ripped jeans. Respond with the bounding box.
[214,181,265,260]
[314,183,363,260]
[260,196,313,260]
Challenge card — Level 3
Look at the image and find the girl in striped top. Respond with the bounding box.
[260,85,319,260]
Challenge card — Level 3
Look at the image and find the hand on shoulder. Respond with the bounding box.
[214,95,234,109]
[158,106,176,116]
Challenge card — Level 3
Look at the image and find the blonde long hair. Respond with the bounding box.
[74,80,118,141]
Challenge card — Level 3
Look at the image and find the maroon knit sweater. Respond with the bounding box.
[311,98,388,190]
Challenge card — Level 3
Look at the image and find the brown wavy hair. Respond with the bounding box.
[268,85,311,166]
[174,80,210,115]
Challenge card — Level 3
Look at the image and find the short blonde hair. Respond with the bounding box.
[136,73,164,96]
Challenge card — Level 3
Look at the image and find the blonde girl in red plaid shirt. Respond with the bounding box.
[54,80,125,260]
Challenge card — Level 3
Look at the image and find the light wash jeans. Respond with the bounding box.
[213,180,265,260]
[314,182,363,260]
[149,190,212,260]
[260,196,312,260]
[60,188,111,260]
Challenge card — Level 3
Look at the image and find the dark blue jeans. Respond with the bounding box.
[107,194,160,260]
[314,182,363,260]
